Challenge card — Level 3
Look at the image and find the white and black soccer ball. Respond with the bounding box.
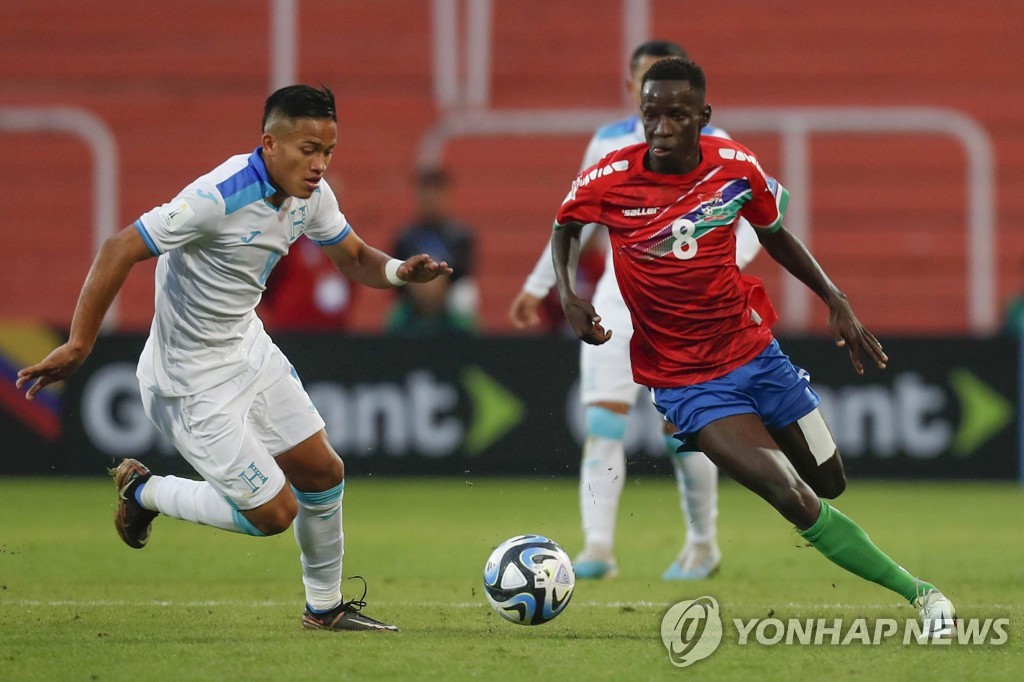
[483,534,575,625]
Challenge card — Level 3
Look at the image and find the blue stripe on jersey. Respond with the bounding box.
[719,179,751,204]
[691,179,750,212]
[134,219,161,256]
[217,147,277,215]
[220,182,264,215]
[676,180,752,227]
[595,115,638,140]
[307,223,351,246]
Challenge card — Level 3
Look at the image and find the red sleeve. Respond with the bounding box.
[737,152,788,231]
[555,174,602,228]
[554,154,630,228]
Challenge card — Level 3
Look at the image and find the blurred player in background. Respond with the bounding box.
[387,168,479,336]
[552,57,956,638]
[509,40,761,580]
[393,168,478,320]
[17,84,452,633]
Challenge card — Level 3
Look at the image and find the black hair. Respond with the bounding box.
[630,40,689,73]
[262,84,336,129]
[641,58,706,94]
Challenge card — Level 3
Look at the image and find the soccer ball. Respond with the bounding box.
[483,534,575,625]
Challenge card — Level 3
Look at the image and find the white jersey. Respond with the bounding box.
[134,148,349,397]
[523,115,760,298]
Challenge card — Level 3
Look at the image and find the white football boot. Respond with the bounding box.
[573,545,619,580]
[662,540,721,581]
[914,588,957,640]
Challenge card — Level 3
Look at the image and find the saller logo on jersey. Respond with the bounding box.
[623,207,660,217]
[563,160,630,203]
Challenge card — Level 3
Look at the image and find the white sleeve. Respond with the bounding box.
[522,223,601,297]
[733,217,761,270]
[521,133,606,297]
[579,134,607,171]
[134,181,224,255]
[303,179,350,245]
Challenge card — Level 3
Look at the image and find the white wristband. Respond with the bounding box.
[385,258,407,287]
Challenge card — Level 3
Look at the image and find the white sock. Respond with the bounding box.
[671,451,719,544]
[292,482,345,612]
[138,475,253,534]
[579,436,626,551]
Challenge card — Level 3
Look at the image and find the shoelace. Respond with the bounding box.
[341,575,368,613]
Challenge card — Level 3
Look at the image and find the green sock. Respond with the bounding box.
[799,500,932,604]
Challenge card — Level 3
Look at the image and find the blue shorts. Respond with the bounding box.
[652,339,820,445]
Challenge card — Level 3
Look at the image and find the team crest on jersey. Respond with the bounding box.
[288,205,307,242]
[697,190,726,219]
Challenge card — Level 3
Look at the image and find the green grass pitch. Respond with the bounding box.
[1,475,1021,681]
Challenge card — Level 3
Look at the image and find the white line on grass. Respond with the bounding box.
[3,599,1008,610]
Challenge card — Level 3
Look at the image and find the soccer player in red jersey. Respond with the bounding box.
[551,57,956,638]
[510,40,751,582]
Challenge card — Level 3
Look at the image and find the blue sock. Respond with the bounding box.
[307,601,341,614]
[663,433,684,457]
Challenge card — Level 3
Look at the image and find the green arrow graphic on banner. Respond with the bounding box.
[462,366,526,455]
[949,368,1012,456]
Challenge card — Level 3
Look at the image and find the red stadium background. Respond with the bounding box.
[2,0,1023,335]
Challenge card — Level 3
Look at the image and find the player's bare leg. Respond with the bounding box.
[696,413,956,638]
[768,409,846,500]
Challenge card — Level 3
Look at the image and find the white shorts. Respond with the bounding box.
[579,273,643,406]
[140,337,326,510]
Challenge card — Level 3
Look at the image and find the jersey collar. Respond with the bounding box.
[247,147,279,200]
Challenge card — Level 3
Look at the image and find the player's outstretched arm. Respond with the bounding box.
[322,234,452,288]
[552,221,611,346]
[17,225,154,399]
[758,225,888,375]
[508,290,543,329]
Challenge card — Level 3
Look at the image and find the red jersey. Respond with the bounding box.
[555,136,789,388]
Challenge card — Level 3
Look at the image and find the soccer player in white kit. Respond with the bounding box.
[509,41,760,580]
[17,85,452,632]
